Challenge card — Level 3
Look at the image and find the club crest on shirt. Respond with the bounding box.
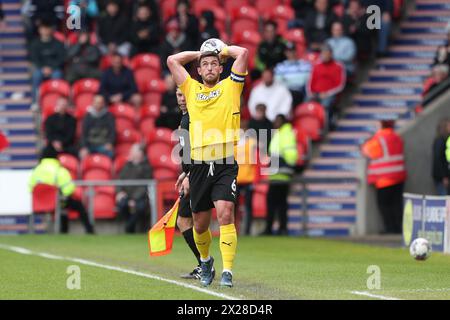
[196,89,221,101]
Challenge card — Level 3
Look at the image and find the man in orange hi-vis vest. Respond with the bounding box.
[361,118,407,234]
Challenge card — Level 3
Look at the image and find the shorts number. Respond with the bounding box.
[231,179,237,192]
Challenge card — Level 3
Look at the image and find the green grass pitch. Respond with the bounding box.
[0,235,449,300]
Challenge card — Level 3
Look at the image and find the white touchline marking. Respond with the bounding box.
[0,244,240,300]
[350,291,402,300]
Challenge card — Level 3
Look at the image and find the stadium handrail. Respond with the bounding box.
[423,76,450,107]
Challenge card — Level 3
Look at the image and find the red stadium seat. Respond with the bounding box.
[294,102,326,141]
[58,153,79,179]
[110,103,137,132]
[283,28,307,56]
[72,78,100,119]
[100,55,131,70]
[294,127,310,166]
[252,183,268,218]
[147,127,176,145]
[302,51,320,65]
[81,154,112,180]
[140,79,167,104]
[255,0,281,15]
[39,79,70,111]
[32,184,58,214]
[89,186,116,219]
[193,0,219,15]
[141,103,161,119]
[161,0,177,21]
[231,6,259,36]
[131,53,162,90]
[225,0,250,14]
[140,118,156,142]
[265,5,294,35]
[233,30,262,70]
[53,31,66,43]
[117,128,142,144]
[208,6,227,34]
[147,142,179,171]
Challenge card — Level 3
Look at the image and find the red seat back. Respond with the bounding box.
[81,154,113,177]
[58,153,79,179]
[39,80,70,110]
[32,184,58,213]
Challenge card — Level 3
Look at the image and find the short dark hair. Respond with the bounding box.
[40,145,58,160]
[264,19,278,29]
[198,51,221,65]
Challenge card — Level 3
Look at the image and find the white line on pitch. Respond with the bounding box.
[0,244,241,300]
[350,291,402,300]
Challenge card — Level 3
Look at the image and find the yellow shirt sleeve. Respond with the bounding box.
[178,74,195,105]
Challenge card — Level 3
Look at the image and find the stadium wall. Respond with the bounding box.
[400,90,450,195]
[0,170,32,215]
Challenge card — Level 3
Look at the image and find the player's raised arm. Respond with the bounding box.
[166,51,202,86]
[220,45,249,75]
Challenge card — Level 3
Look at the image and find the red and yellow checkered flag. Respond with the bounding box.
[148,198,180,256]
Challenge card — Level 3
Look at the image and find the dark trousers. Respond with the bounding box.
[265,182,290,235]
[376,183,404,234]
[61,197,94,234]
[237,184,254,235]
[117,197,147,233]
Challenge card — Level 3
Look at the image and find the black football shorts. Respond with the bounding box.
[188,157,239,213]
[178,193,192,218]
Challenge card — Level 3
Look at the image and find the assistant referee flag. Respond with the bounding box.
[148,198,180,256]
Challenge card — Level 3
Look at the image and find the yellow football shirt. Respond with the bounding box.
[179,68,247,161]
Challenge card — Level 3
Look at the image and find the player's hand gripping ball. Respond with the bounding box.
[200,38,226,54]
[200,38,228,63]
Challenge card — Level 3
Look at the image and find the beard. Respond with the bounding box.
[202,73,220,86]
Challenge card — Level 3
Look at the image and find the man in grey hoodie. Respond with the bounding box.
[79,95,116,159]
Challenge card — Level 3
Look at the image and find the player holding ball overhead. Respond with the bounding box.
[167,39,248,287]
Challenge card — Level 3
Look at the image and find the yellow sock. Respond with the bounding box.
[193,228,212,260]
[219,224,237,271]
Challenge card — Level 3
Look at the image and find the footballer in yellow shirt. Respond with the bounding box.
[167,43,248,288]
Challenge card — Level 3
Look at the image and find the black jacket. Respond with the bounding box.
[117,160,152,200]
[66,43,101,68]
[81,108,116,148]
[160,35,193,72]
[304,9,338,45]
[99,66,138,103]
[98,12,129,45]
[30,37,66,69]
[432,136,449,182]
[249,117,273,146]
[257,37,287,70]
[130,18,160,55]
[44,113,77,147]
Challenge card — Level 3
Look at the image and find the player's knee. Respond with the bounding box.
[217,203,235,225]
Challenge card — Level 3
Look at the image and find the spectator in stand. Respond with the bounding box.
[249,68,293,122]
[129,0,160,21]
[160,18,193,74]
[22,0,65,41]
[433,45,450,67]
[304,0,338,51]
[263,114,298,236]
[432,118,450,196]
[361,0,393,57]
[255,20,287,73]
[326,21,357,76]
[274,42,312,106]
[307,44,346,122]
[116,143,152,233]
[130,3,160,57]
[422,64,449,97]
[68,0,99,31]
[198,10,220,46]
[290,0,314,28]
[79,95,116,159]
[44,97,78,156]
[29,145,94,234]
[65,31,101,84]
[342,0,373,59]
[170,0,199,50]
[155,74,181,130]
[97,0,131,57]
[30,21,65,106]
[99,52,141,107]
[248,104,274,148]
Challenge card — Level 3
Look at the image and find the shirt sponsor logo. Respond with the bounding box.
[196,89,221,101]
